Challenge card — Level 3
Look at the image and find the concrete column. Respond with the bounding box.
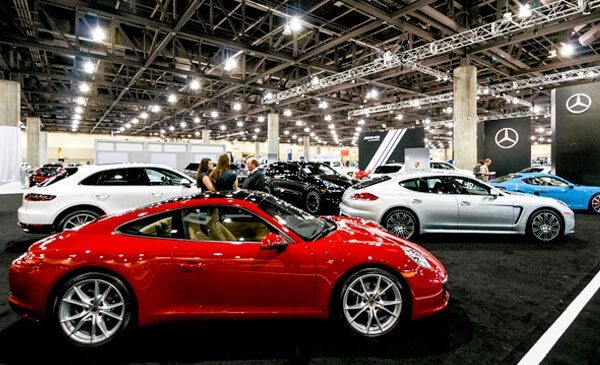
[27,117,46,167]
[316,146,322,155]
[202,129,210,144]
[0,80,21,182]
[267,113,279,161]
[254,141,260,157]
[453,65,478,170]
[303,136,310,161]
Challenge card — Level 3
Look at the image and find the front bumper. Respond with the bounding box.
[564,211,575,235]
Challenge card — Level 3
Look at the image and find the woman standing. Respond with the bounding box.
[196,158,216,192]
[209,154,238,191]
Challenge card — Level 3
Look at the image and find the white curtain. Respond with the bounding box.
[0,126,22,182]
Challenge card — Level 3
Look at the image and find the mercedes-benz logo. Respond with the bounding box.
[495,128,519,149]
[565,93,592,114]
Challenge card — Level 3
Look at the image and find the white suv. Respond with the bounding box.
[18,163,198,233]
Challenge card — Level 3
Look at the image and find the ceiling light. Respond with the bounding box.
[382,124,387,128]
[536,127,545,133]
[220,125,226,130]
[169,126,175,131]
[548,49,557,58]
[310,132,315,137]
[284,130,290,135]
[75,97,85,105]
[283,23,292,35]
[258,116,265,122]
[237,121,244,127]
[168,94,177,103]
[446,107,453,114]
[503,12,513,20]
[211,111,219,118]
[73,114,81,120]
[195,131,200,136]
[79,83,90,93]
[92,27,105,42]
[119,127,125,132]
[254,128,260,133]
[194,117,200,123]
[140,112,148,119]
[324,114,332,121]
[329,124,335,129]
[292,134,297,139]
[518,4,532,18]
[318,100,328,109]
[160,129,166,134]
[284,109,292,117]
[253,135,257,140]
[358,119,365,125]
[224,58,237,71]
[131,118,139,125]
[190,80,200,90]
[151,105,160,113]
[290,17,302,32]
[233,102,242,111]
[304,127,310,132]
[396,113,403,120]
[265,92,273,100]
[356,127,362,132]
[311,76,319,85]
[74,106,83,114]
[83,61,95,74]
[560,43,575,57]
[531,135,536,140]
[125,123,131,129]
[180,122,186,128]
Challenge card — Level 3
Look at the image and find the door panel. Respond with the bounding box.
[92,168,150,213]
[401,177,458,230]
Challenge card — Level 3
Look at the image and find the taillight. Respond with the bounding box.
[16,252,43,267]
[33,168,40,175]
[24,193,56,201]
[350,193,379,200]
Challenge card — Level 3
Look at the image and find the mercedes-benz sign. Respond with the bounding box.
[565,93,592,114]
[495,128,519,149]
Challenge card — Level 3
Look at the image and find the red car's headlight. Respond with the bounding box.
[15,252,43,267]
[24,194,56,201]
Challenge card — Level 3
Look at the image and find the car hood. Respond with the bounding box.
[313,174,356,187]
[318,216,446,275]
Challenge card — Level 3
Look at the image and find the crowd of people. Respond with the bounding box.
[195,154,265,192]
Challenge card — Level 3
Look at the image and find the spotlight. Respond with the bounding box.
[73,114,81,120]
[283,23,292,35]
[304,127,310,132]
[194,117,200,123]
[295,120,303,126]
[160,129,166,134]
[75,106,83,114]
[284,130,290,135]
[92,27,105,42]
[290,17,302,32]
[119,127,125,132]
[151,105,160,113]
[324,114,332,121]
[318,101,328,109]
[125,123,131,129]
[83,61,95,74]
[311,76,319,85]
[211,111,219,118]
[358,119,365,125]
[140,112,148,119]
[560,43,575,57]
[284,109,292,117]
[190,80,200,90]
[265,92,273,100]
[79,83,90,93]
[131,118,139,125]
[258,116,265,122]
[220,125,226,130]
[224,58,237,71]
[195,131,200,136]
[329,124,335,129]
[76,97,86,105]
[180,121,186,128]
[254,128,260,133]
[396,113,403,120]
[168,94,177,103]
[383,51,393,62]
[518,4,532,18]
[233,102,242,111]
[237,121,244,127]
[169,126,175,131]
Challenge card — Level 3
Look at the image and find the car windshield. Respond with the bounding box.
[257,195,333,241]
[301,163,338,176]
[374,165,402,174]
[353,176,391,190]
[38,169,77,187]
[185,163,199,171]
[491,174,521,183]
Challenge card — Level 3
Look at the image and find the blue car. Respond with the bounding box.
[489,173,600,213]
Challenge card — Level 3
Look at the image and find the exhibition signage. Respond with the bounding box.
[481,117,531,178]
[552,82,600,185]
[358,128,425,171]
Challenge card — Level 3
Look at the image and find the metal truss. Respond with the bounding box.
[485,65,600,93]
[265,0,600,105]
[348,92,454,117]
[426,109,548,127]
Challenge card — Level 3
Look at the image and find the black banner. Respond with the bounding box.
[358,128,424,171]
[553,82,600,185]
[481,117,531,178]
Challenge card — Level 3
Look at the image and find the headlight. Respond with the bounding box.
[400,246,432,270]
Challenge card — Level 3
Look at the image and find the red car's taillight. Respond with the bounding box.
[33,168,41,175]
[350,193,379,200]
[24,193,56,201]
[16,252,42,267]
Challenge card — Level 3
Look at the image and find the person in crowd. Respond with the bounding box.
[210,154,238,191]
[196,158,216,192]
[242,157,265,191]
[474,160,485,180]
[480,158,492,182]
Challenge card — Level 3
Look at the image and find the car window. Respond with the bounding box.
[302,163,337,176]
[145,168,183,186]
[185,163,199,171]
[182,205,279,242]
[283,164,300,175]
[535,176,569,187]
[258,196,327,241]
[491,174,521,183]
[118,211,180,238]
[332,162,340,167]
[374,165,403,174]
[432,162,453,170]
[265,164,284,176]
[97,168,148,186]
[448,176,490,195]
[80,171,104,185]
[399,177,452,194]
[399,178,420,192]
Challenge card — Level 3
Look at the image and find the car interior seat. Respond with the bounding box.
[206,208,237,241]
[139,217,172,237]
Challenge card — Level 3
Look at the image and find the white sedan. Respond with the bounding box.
[18,163,198,233]
[340,172,575,243]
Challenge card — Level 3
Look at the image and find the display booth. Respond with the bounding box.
[358,128,425,171]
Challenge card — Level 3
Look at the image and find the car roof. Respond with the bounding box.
[386,171,474,180]
[79,162,177,172]
[131,190,269,212]
[378,163,404,166]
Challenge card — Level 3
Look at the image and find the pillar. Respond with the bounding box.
[316,146,322,155]
[267,113,279,162]
[27,117,47,167]
[202,129,210,144]
[254,141,260,157]
[303,136,310,161]
[453,65,477,170]
[0,80,21,182]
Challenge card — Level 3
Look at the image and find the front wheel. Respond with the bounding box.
[527,209,563,243]
[382,209,418,241]
[304,190,321,214]
[589,194,600,214]
[51,272,135,347]
[338,268,407,337]
[264,184,272,195]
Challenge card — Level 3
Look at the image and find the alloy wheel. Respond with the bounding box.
[342,273,403,337]
[385,211,415,240]
[62,212,97,231]
[306,191,320,213]
[58,279,126,345]
[531,211,561,242]
[591,194,600,213]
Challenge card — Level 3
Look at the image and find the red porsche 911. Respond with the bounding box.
[9,191,448,347]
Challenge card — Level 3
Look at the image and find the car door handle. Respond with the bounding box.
[460,201,471,206]
[151,192,163,196]
[178,262,207,271]
[95,193,109,199]
[412,199,422,204]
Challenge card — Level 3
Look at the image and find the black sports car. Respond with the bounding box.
[263,161,358,214]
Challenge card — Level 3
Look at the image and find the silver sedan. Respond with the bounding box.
[340,172,575,243]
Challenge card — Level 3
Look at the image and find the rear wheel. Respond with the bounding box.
[57,210,100,232]
[51,272,134,347]
[527,209,563,243]
[305,190,321,214]
[264,184,272,194]
[589,194,600,214]
[382,209,418,241]
[338,268,407,338]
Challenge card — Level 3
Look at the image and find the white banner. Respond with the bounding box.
[0,126,22,182]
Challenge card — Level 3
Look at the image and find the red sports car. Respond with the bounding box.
[9,191,448,347]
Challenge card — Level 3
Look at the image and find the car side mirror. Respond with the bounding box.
[490,191,500,198]
[260,233,288,250]
[180,179,192,188]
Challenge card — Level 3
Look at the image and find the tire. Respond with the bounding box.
[304,189,321,214]
[57,209,100,232]
[527,209,564,243]
[382,209,419,241]
[337,268,408,338]
[51,272,135,347]
[589,194,600,214]
[264,184,272,195]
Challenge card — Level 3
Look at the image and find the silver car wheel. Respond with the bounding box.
[58,279,126,345]
[385,211,415,239]
[531,211,561,242]
[62,212,97,231]
[342,273,402,337]
[591,194,600,213]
